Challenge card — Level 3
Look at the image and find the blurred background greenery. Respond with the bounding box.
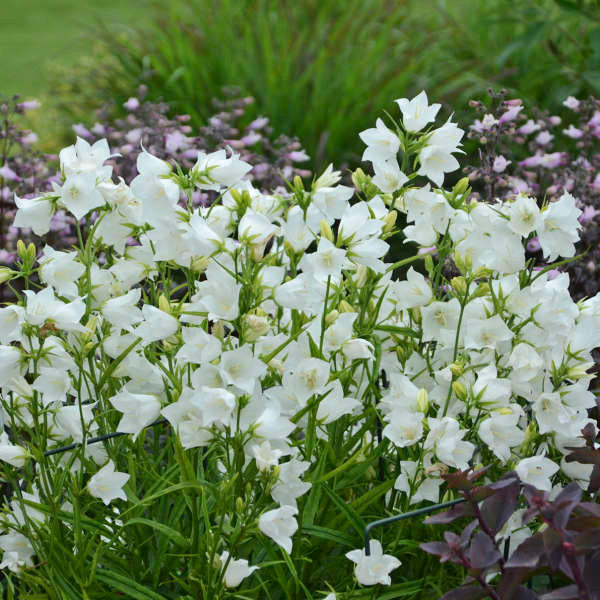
[3,0,600,167]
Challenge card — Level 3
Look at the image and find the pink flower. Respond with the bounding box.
[492,155,511,173]
[563,124,583,139]
[518,119,541,135]
[123,97,140,111]
[563,96,580,110]
[535,131,554,145]
[499,105,523,124]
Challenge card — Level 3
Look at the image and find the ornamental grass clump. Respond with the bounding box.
[0,92,598,598]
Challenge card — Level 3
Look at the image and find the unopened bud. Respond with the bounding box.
[158,294,172,314]
[268,359,284,375]
[416,388,429,413]
[424,254,434,277]
[449,362,464,377]
[567,362,594,380]
[191,256,210,273]
[453,250,466,274]
[355,264,368,288]
[16,240,27,261]
[211,320,225,340]
[383,210,397,233]
[338,300,355,313]
[452,381,467,401]
[243,313,270,342]
[293,175,303,191]
[396,345,406,363]
[450,276,467,296]
[235,497,244,514]
[524,421,538,444]
[320,220,334,243]
[0,267,17,284]
[351,168,366,190]
[409,307,421,324]
[325,310,339,324]
[453,177,470,196]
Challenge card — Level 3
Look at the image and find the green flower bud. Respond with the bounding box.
[325,309,339,324]
[383,210,397,233]
[320,220,334,243]
[417,388,429,413]
[450,276,467,296]
[452,380,467,401]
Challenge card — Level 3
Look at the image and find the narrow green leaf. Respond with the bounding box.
[95,568,168,600]
[124,517,190,548]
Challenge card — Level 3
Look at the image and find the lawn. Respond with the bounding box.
[0,0,151,98]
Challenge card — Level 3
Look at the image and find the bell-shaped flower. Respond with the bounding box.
[478,412,525,462]
[252,440,282,471]
[507,195,542,237]
[102,289,143,332]
[13,193,54,236]
[515,456,559,491]
[271,459,311,508]
[346,539,401,586]
[175,326,221,365]
[341,338,374,361]
[134,304,178,346]
[0,432,27,468]
[87,459,130,505]
[0,305,24,345]
[60,171,105,220]
[161,388,213,450]
[538,192,582,261]
[371,158,408,194]
[299,238,347,283]
[390,267,432,310]
[31,366,72,405]
[0,532,35,573]
[110,389,161,440]
[39,246,85,299]
[258,505,298,554]
[0,345,22,387]
[219,551,260,588]
[219,346,266,393]
[395,90,441,132]
[283,358,330,406]
[383,410,424,448]
[359,118,400,163]
[59,137,112,178]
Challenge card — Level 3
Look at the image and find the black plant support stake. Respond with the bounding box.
[364,498,465,555]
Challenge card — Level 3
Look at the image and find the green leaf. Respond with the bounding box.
[95,568,168,600]
[302,524,356,547]
[124,517,190,548]
[322,483,365,537]
[350,478,395,513]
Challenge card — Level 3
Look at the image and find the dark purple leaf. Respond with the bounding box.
[442,470,477,491]
[439,585,488,600]
[542,528,563,572]
[513,586,539,600]
[505,533,545,569]
[575,502,600,518]
[565,447,600,466]
[497,567,530,598]
[574,528,600,550]
[589,465,600,494]
[460,520,478,546]
[551,483,582,529]
[467,531,502,569]
[584,549,600,597]
[487,471,519,490]
[581,423,597,443]
[420,541,452,562]
[540,586,579,600]
[426,502,476,524]
[481,479,520,534]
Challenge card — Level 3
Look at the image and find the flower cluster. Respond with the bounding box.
[0,92,598,595]
[0,87,310,269]
[464,89,600,301]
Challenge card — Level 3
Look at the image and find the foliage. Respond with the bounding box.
[420,445,600,599]
[46,0,600,171]
[0,92,598,598]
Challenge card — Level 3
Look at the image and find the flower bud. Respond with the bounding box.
[524,421,538,444]
[235,497,244,514]
[424,254,434,277]
[0,267,17,284]
[453,250,466,274]
[351,168,366,190]
[355,264,368,288]
[338,300,355,313]
[416,388,429,413]
[452,381,467,401]
[243,313,270,342]
[191,256,210,273]
[450,276,467,296]
[211,321,225,340]
[449,362,464,378]
[158,294,172,314]
[396,345,406,363]
[567,362,594,381]
[16,240,28,262]
[325,309,339,324]
[383,210,397,233]
[453,177,470,197]
[409,307,421,324]
[268,359,284,375]
[293,175,304,191]
[320,220,334,243]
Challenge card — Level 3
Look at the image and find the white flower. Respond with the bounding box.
[258,505,298,554]
[87,459,130,505]
[13,194,54,236]
[0,532,35,573]
[478,413,525,463]
[60,171,105,220]
[359,118,401,163]
[395,90,441,132]
[39,246,85,299]
[507,195,542,237]
[110,389,161,440]
[218,346,266,393]
[538,192,582,261]
[252,440,283,471]
[102,289,143,332]
[371,158,408,194]
[515,456,559,491]
[219,551,259,588]
[134,305,178,345]
[0,432,27,468]
[346,539,401,586]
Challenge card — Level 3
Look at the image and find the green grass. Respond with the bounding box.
[0,0,150,99]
